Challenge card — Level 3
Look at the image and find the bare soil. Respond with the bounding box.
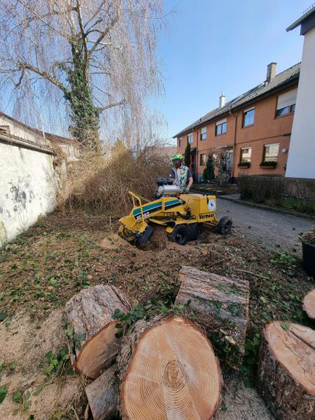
[0,209,313,419]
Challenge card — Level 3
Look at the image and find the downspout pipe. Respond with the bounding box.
[229,107,238,180]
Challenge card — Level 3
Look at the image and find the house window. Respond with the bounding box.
[276,88,297,117]
[187,133,193,144]
[263,143,279,162]
[240,147,252,163]
[215,119,227,136]
[200,127,207,141]
[200,154,206,166]
[178,137,182,147]
[243,108,255,127]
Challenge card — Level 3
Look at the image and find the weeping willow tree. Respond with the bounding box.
[0,0,164,152]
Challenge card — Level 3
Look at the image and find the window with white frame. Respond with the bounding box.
[187,133,193,144]
[178,137,182,147]
[215,119,227,136]
[276,88,297,117]
[240,147,252,162]
[200,154,206,166]
[263,143,279,162]
[243,108,255,127]
[200,127,207,140]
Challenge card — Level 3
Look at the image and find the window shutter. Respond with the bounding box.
[201,127,207,134]
[215,118,227,126]
[277,89,297,110]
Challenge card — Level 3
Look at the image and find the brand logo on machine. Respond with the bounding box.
[199,213,212,219]
[208,199,216,211]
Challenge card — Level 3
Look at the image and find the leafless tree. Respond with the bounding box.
[0,0,164,151]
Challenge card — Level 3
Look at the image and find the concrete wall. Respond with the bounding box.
[0,142,58,246]
[286,27,315,179]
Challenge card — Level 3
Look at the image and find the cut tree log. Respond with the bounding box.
[117,315,222,420]
[175,266,249,368]
[85,365,118,420]
[64,284,131,379]
[258,322,315,419]
[303,289,315,320]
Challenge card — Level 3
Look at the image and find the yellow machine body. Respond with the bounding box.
[119,191,219,243]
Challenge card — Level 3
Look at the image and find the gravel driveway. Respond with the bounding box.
[217,197,315,255]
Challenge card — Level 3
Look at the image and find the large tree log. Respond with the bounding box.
[258,322,315,419]
[85,365,118,420]
[117,315,222,420]
[64,284,131,379]
[175,266,249,368]
[303,289,315,320]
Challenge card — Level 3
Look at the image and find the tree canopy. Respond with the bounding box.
[0,0,164,151]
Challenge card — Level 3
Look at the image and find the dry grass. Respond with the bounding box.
[58,142,170,215]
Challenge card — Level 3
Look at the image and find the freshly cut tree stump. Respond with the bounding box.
[85,365,118,420]
[117,316,222,420]
[258,322,315,419]
[303,290,315,320]
[64,284,131,379]
[176,266,249,368]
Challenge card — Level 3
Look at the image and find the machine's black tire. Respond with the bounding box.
[171,225,190,246]
[217,217,232,235]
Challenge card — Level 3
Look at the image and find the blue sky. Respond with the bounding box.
[154,0,311,143]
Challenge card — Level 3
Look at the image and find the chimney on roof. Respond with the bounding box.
[266,62,277,83]
[219,91,226,108]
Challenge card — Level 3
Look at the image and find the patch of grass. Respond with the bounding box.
[279,196,315,215]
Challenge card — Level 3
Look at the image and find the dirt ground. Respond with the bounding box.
[0,209,313,419]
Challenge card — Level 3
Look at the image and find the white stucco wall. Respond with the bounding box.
[286,27,315,179]
[0,114,49,147]
[0,143,58,246]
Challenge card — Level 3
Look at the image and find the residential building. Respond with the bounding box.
[174,63,300,181]
[286,5,315,180]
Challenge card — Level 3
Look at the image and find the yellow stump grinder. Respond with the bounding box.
[119,178,232,246]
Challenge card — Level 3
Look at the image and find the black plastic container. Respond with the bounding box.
[302,241,315,278]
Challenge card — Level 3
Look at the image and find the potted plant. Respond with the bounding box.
[300,228,315,278]
[238,161,251,168]
[260,161,277,169]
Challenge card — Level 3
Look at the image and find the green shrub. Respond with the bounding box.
[184,143,191,167]
[238,175,285,205]
[260,161,277,167]
[207,154,215,180]
[203,168,208,181]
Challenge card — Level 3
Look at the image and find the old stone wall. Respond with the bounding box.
[0,142,58,246]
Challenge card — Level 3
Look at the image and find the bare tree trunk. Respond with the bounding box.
[63,284,131,379]
[176,266,249,368]
[258,322,315,419]
[85,365,118,420]
[303,289,315,321]
[117,315,222,420]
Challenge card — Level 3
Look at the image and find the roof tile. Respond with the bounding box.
[174,62,300,137]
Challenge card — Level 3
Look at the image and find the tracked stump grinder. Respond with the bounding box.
[119,178,232,246]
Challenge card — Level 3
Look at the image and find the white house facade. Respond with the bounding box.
[286,6,315,179]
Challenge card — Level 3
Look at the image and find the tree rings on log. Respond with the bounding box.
[303,289,315,320]
[176,266,249,368]
[258,322,315,419]
[64,284,131,379]
[118,316,222,420]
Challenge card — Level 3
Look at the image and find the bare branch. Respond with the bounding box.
[18,61,69,95]
[88,5,121,57]
[99,99,126,112]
